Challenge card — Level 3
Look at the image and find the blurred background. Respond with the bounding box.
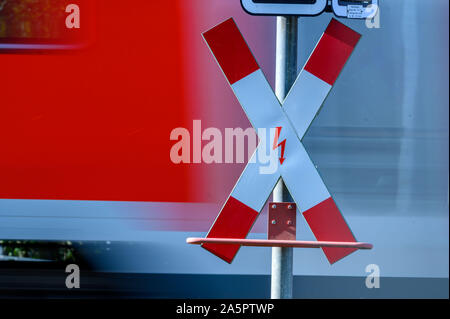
[0,0,448,298]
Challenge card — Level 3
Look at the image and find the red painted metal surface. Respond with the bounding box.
[304,18,361,85]
[188,238,373,249]
[325,18,361,48]
[303,197,358,264]
[202,196,259,263]
[268,202,296,240]
[203,18,259,85]
[0,1,189,202]
[0,1,273,208]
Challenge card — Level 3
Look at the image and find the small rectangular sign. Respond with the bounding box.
[332,0,379,19]
[241,0,327,16]
[347,4,365,18]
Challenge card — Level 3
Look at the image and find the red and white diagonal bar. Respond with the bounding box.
[202,18,361,264]
[202,152,279,263]
[283,18,361,137]
[283,19,362,264]
[201,18,278,263]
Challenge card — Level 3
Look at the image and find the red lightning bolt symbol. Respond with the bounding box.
[272,126,286,165]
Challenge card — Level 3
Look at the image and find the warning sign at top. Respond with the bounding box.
[241,0,327,16]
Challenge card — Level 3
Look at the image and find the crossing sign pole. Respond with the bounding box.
[187,1,377,299]
[271,15,298,299]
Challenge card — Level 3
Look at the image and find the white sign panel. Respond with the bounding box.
[241,0,327,16]
[332,0,379,19]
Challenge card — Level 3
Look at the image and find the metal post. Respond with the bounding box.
[271,15,298,299]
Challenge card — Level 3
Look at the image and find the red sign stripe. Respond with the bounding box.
[202,196,258,263]
[304,19,361,85]
[303,197,357,264]
[203,18,260,85]
[325,18,361,48]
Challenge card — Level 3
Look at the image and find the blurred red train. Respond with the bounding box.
[0,0,275,233]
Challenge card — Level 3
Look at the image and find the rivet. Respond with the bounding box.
[287,220,293,225]
[287,204,293,209]
[271,219,277,225]
[271,204,277,209]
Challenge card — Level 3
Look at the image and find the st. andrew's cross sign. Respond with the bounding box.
[199,18,362,264]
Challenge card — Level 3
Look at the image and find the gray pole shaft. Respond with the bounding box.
[271,15,298,300]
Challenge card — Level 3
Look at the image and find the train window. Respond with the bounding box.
[0,0,92,51]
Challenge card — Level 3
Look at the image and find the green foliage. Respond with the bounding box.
[0,240,77,262]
